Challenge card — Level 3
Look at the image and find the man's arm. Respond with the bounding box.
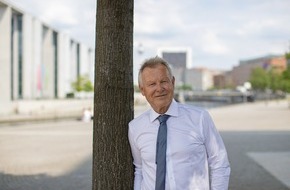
[202,111,231,190]
[128,125,143,190]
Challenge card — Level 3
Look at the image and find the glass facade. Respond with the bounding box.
[17,14,23,99]
[77,44,80,78]
[10,12,23,100]
[53,31,58,98]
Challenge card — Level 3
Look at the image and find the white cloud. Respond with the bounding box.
[10,0,290,72]
[200,31,229,55]
[40,2,78,26]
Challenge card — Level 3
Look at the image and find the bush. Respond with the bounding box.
[71,75,94,92]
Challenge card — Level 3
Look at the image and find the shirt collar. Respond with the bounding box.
[149,99,179,122]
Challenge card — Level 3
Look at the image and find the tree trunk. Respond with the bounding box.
[92,0,134,189]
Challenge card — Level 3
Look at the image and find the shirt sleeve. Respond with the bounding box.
[128,124,143,190]
[201,111,231,190]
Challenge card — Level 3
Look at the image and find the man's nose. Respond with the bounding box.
[156,83,163,91]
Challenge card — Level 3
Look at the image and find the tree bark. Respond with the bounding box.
[92,0,134,189]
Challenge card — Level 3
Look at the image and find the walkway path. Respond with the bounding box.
[209,100,290,189]
[210,99,290,131]
[0,100,289,189]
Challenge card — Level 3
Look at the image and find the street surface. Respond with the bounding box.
[0,100,289,190]
[0,120,92,190]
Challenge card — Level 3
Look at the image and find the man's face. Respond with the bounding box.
[139,64,175,114]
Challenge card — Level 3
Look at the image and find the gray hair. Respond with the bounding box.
[138,56,173,86]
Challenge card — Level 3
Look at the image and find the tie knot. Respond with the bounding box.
[157,114,170,124]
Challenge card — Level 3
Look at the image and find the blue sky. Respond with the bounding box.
[10,0,290,74]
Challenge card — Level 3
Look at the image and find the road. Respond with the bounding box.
[0,120,92,190]
[223,131,290,190]
[0,100,289,190]
[211,100,290,190]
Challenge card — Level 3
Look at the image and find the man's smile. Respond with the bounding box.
[155,94,167,98]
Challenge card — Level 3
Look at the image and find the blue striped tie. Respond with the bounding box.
[155,114,170,190]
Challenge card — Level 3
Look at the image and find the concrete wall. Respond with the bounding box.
[185,68,214,91]
[42,27,55,98]
[0,5,11,114]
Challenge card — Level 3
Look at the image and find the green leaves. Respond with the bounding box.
[71,75,94,92]
[249,67,290,93]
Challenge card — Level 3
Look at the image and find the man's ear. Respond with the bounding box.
[139,85,145,96]
[172,76,175,86]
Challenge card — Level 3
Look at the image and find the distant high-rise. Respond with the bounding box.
[157,47,191,69]
[162,52,187,69]
[157,47,191,85]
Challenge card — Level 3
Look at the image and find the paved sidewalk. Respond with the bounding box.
[0,100,289,189]
[210,99,290,131]
[209,99,290,189]
[0,120,93,190]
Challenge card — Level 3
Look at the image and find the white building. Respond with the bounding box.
[185,68,214,91]
[157,47,192,86]
[0,0,94,115]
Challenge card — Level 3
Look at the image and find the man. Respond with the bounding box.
[128,56,230,190]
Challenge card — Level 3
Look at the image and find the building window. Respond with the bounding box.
[10,14,14,100]
[17,14,23,99]
[53,31,58,98]
[77,44,80,78]
[11,12,23,100]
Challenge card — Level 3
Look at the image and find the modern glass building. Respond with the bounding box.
[0,0,94,114]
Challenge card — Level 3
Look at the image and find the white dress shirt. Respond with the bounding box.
[128,100,230,190]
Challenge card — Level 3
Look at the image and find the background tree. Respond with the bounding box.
[249,67,270,91]
[282,52,290,93]
[92,1,134,189]
[250,64,290,94]
[281,67,290,93]
[268,69,283,93]
[71,75,94,92]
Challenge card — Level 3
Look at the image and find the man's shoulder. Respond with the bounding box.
[129,109,151,127]
[178,102,207,115]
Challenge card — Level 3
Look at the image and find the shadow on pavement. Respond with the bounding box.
[1,131,289,190]
[221,131,290,190]
[0,157,92,190]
